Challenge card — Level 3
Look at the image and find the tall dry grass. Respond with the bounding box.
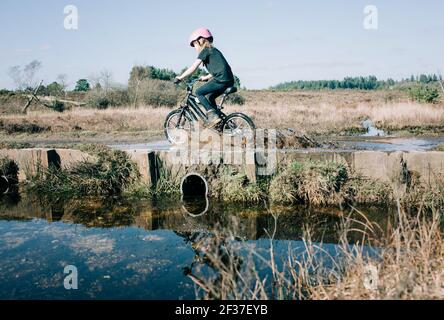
[187,205,444,300]
[311,209,444,299]
[0,106,169,134]
[1,90,444,138]
[225,100,444,135]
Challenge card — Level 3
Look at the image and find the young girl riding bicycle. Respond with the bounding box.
[175,28,235,127]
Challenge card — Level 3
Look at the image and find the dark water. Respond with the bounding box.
[0,194,390,300]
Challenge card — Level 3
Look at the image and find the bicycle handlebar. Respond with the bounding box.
[173,78,201,91]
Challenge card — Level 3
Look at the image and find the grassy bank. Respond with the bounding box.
[26,144,140,199]
[22,143,444,213]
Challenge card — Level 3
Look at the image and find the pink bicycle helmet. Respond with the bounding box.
[189,28,213,47]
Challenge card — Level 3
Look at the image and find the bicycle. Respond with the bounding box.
[164,78,255,144]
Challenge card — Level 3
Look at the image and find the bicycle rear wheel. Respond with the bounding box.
[222,113,255,144]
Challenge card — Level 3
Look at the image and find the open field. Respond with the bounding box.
[1,89,444,146]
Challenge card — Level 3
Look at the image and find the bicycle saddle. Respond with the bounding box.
[224,87,238,95]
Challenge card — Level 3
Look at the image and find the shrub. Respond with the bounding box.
[346,176,393,204]
[96,97,110,109]
[129,66,177,85]
[0,119,49,134]
[269,161,349,205]
[0,89,12,96]
[211,167,265,203]
[85,89,130,109]
[51,100,65,112]
[138,79,181,107]
[408,85,440,103]
[46,82,64,96]
[399,174,444,213]
[227,93,245,106]
[106,89,130,106]
[74,79,91,92]
[28,144,140,199]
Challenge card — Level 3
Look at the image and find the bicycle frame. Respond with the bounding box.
[178,80,227,124]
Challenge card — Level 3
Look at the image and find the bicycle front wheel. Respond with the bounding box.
[164,108,194,144]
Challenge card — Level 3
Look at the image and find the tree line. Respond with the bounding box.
[272,74,444,91]
[4,61,242,95]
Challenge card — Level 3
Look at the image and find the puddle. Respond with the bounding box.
[362,119,386,137]
[0,194,392,299]
[332,136,444,152]
[108,140,172,152]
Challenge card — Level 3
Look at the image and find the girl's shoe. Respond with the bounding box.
[205,110,221,128]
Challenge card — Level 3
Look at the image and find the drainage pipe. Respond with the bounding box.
[180,173,209,217]
[180,173,209,197]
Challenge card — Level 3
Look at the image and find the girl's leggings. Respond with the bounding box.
[195,79,234,112]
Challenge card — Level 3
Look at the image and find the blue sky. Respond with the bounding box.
[0,0,443,89]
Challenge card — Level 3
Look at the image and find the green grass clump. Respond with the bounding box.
[346,176,393,204]
[401,180,444,214]
[269,160,349,206]
[211,166,266,203]
[28,145,140,199]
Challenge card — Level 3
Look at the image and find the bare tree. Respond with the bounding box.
[88,73,101,90]
[56,74,69,98]
[129,66,150,107]
[22,80,43,114]
[100,69,113,93]
[56,74,68,91]
[89,69,114,92]
[8,60,42,90]
[8,66,23,89]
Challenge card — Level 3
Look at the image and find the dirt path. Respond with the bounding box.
[107,136,444,152]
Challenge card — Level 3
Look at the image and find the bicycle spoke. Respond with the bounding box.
[223,116,254,139]
[165,111,193,144]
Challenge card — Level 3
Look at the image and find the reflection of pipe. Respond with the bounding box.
[181,195,210,217]
[180,173,208,197]
[0,175,9,195]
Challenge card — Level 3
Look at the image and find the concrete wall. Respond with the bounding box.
[2,148,444,187]
[0,148,58,181]
[277,150,444,185]
[0,148,93,182]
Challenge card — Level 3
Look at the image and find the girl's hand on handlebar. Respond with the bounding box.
[198,76,209,82]
[173,77,182,84]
